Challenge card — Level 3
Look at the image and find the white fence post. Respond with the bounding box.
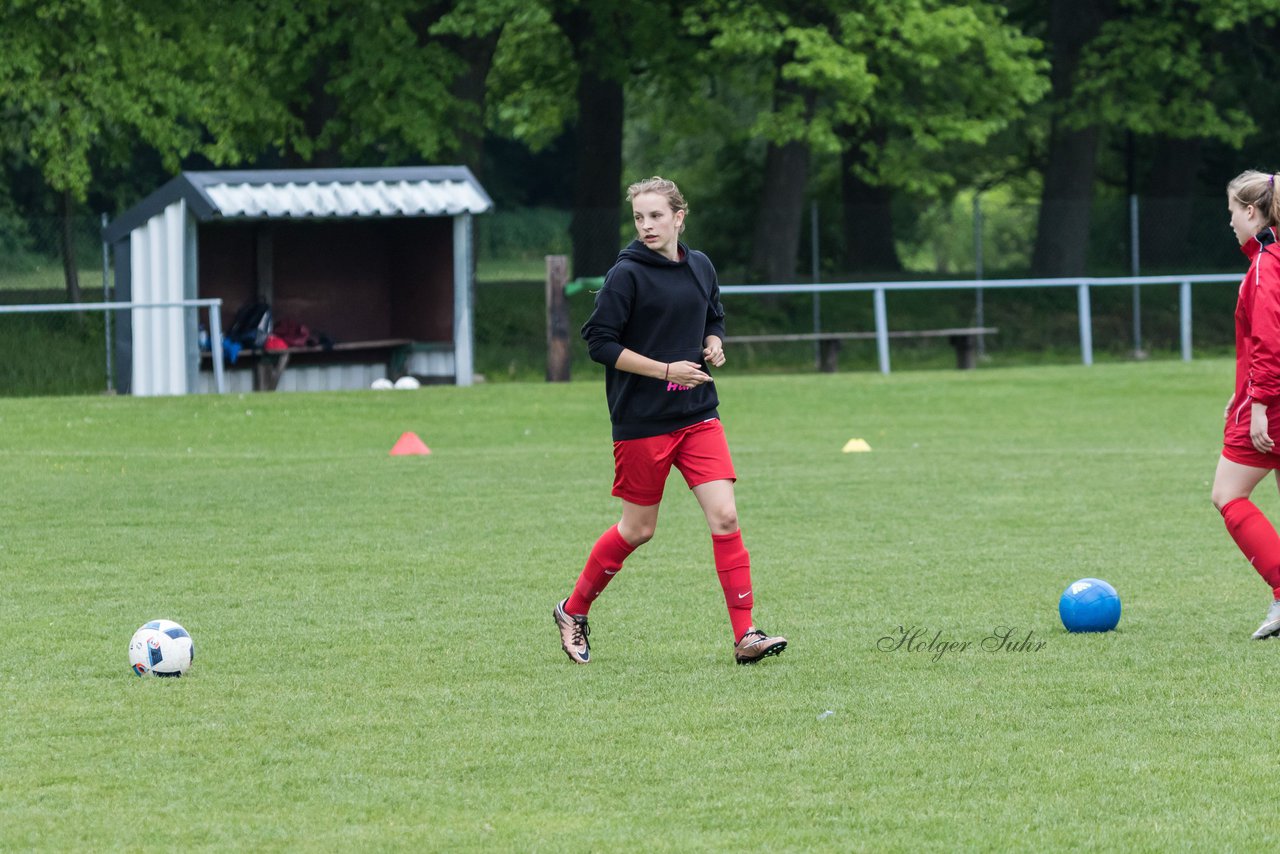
[1180,281,1192,361]
[1077,282,1093,366]
[208,302,226,393]
[874,287,890,374]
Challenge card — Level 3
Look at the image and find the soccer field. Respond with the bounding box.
[4,359,1278,850]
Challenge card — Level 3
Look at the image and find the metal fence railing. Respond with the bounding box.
[0,299,227,393]
[719,274,1242,374]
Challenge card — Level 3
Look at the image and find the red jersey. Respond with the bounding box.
[1226,226,1280,450]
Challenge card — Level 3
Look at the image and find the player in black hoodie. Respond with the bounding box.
[553,177,787,665]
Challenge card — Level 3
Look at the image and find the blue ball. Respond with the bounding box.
[1059,578,1121,632]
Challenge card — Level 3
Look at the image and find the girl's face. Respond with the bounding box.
[1229,194,1261,246]
[632,192,685,260]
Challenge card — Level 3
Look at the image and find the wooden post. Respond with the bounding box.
[819,339,841,373]
[546,255,571,382]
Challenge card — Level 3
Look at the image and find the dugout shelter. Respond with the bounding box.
[102,166,492,395]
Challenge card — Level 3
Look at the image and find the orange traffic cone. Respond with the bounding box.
[390,431,431,456]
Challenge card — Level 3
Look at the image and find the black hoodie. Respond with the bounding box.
[581,240,727,440]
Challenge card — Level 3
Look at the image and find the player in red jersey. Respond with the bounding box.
[553,177,787,665]
[1211,169,1280,638]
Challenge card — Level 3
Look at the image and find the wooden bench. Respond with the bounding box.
[724,327,997,371]
[205,338,414,390]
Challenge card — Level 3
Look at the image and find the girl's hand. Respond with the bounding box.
[702,336,726,368]
[1251,402,1274,454]
[666,360,712,387]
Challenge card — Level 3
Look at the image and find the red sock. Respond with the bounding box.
[713,529,754,642]
[1222,498,1280,598]
[565,525,636,615]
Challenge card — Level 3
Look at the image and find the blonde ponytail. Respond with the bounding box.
[1228,170,1280,227]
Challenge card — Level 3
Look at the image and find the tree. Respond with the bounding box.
[835,1,1047,274]
[687,0,1044,281]
[0,1,304,300]
[483,0,690,277]
[1,1,538,303]
[1026,0,1116,277]
[840,126,900,273]
[686,2,875,282]
[1063,0,1280,271]
[277,0,515,170]
[553,3,629,279]
[1019,0,1280,276]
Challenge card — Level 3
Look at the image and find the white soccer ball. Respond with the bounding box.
[370,378,394,390]
[393,376,421,390]
[128,620,194,677]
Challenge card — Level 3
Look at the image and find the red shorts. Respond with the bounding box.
[1224,399,1280,469]
[612,418,737,505]
[1222,443,1280,470]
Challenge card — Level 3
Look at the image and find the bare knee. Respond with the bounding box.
[1212,457,1271,513]
[618,520,656,546]
[1213,480,1251,512]
[705,507,739,535]
[1212,489,1241,513]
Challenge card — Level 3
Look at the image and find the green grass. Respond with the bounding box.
[3,359,1279,849]
[0,272,114,396]
[0,266,100,293]
[476,256,549,283]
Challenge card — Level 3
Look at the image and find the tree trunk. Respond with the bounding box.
[445,32,498,181]
[840,138,901,274]
[1031,126,1099,276]
[290,57,343,168]
[1139,135,1203,270]
[412,9,498,181]
[569,69,624,279]
[748,140,810,283]
[1030,0,1114,277]
[60,190,82,305]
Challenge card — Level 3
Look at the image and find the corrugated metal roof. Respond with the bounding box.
[104,166,492,242]
[203,178,492,219]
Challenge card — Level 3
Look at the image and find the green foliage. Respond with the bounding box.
[684,2,877,152]
[1,1,1274,317]
[1068,0,1270,145]
[296,2,476,163]
[623,0,1049,279]
[0,1,304,198]
[484,0,695,156]
[895,189,1039,275]
[484,5,576,150]
[0,204,42,274]
[0,214,105,278]
[679,0,1047,178]
[845,0,1049,194]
